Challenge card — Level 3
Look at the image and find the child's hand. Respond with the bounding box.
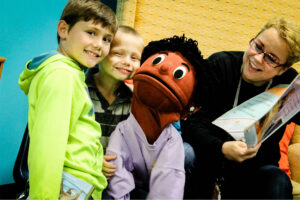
[103,155,117,179]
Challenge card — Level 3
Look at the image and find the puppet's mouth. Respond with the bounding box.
[135,72,184,107]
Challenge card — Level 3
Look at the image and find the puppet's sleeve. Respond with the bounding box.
[148,134,185,199]
[106,124,135,200]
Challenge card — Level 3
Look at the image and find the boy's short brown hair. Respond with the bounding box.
[57,0,118,42]
[118,25,142,38]
[116,25,144,46]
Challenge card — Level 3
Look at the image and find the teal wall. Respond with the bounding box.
[0,0,68,185]
[0,0,117,186]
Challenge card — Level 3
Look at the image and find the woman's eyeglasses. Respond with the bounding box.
[249,38,286,68]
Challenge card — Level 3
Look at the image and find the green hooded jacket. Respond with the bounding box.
[19,51,107,199]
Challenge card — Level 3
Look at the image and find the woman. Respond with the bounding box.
[182,17,300,199]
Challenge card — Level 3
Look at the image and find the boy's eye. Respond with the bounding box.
[114,52,122,56]
[152,55,165,65]
[87,31,95,36]
[131,55,141,61]
[103,37,112,43]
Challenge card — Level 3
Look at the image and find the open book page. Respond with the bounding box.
[257,76,300,143]
[212,89,283,142]
[212,74,300,147]
[243,86,288,146]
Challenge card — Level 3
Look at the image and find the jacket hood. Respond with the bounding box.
[18,51,79,94]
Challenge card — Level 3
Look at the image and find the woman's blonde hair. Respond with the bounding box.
[257,17,300,67]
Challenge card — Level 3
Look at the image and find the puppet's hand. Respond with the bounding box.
[221,141,261,162]
[103,155,117,179]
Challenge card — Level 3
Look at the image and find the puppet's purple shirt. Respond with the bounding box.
[106,113,185,199]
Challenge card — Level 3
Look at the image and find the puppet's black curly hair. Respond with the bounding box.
[141,35,218,108]
[141,35,202,67]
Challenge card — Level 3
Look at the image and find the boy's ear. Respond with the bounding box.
[57,20,69,40]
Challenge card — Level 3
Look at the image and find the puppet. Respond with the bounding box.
[106,35,211,199]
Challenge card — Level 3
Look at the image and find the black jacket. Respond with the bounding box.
[182,51,299,174]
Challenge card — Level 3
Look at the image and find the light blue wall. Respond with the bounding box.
[0,0,67,185]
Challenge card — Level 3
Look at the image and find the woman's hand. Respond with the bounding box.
[221,141,261,162]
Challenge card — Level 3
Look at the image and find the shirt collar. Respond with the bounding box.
[85,66,133,105]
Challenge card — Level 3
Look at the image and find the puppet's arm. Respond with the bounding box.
[106,125,135,200]
[148,134,185,199]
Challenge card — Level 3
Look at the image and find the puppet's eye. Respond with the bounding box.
[152,55,165,65]
[173,66,187,79]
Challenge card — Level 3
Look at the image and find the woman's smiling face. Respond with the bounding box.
[241,27,289,86]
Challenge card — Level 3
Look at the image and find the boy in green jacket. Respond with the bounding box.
[18,0,118,199]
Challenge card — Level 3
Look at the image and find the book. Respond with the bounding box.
[212,74,300,147]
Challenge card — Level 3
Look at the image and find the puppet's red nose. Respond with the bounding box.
[159,64,169,74]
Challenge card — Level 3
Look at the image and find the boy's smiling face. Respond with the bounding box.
[57,20,114,68]
[100,30,144,81]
